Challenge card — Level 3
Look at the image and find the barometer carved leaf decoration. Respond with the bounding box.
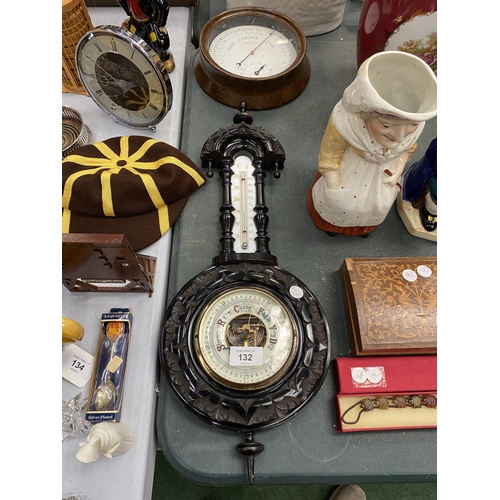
[161,263,329,427]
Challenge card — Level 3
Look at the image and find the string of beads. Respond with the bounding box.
[341,394,437,425]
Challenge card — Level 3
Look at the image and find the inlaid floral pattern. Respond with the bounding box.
[340,257,437,354]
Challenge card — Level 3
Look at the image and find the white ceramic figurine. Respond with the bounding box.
[76,422,134,463]
[226,0,347,36]
[307,51,437,237]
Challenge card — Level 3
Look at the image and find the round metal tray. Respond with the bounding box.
[62,106,92,158]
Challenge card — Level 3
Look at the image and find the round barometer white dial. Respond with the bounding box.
[209,25,297,78]
[193,7,310,109]
[194,286,298,390]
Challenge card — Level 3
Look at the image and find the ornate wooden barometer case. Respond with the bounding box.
[159,104,331,484]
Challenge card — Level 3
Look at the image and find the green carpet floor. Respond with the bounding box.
[152,452,437,500]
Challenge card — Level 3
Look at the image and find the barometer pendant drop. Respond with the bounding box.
[237,432,265,485]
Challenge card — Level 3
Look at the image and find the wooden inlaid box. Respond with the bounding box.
[339,257,437,356]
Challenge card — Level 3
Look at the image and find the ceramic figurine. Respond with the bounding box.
[397,138,437,241]
[76,422,134,463]
[307,51,437,237]
[226,0,347,36]
[118,0,175,72]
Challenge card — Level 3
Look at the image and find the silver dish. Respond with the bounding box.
[62,106,92,158]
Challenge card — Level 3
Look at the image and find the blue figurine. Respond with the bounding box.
[401,138,437,232]
[118,0,175,72]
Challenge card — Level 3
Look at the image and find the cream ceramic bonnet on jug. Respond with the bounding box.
[226,0,347,36]
[342,50,437,121]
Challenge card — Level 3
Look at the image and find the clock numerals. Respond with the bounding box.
[110,39,117,52]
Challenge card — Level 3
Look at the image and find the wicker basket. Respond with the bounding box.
[62,0,93,94]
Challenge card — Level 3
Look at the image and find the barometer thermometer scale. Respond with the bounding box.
[231,155,257,253]
[159,103,330,484]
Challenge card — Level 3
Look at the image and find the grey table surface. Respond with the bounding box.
[156,0,437,486]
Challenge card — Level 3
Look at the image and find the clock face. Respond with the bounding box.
[194,286,298,390]
[208,24,298,78]
[76,26,172,130]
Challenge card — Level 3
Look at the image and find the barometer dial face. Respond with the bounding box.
[193,7,310,110]
[208,25,298,79]
[194,286,298,390]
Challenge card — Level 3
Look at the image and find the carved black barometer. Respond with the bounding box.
[159,103,330,484]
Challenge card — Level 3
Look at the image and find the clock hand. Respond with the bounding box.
[94,61,127,87]
[236,33,273,66]
[84,54,127,87]
[254,65,266,75]
[244,312,253,346]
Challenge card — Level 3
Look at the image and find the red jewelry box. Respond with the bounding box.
[333,355,437,432]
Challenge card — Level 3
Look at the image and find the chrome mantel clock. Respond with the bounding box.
[159,103,330,485]
[75,25,172,130]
